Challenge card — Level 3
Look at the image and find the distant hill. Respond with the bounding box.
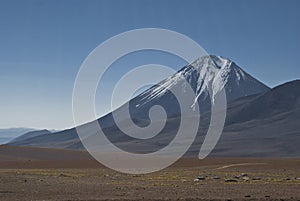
[9,129,51,145]
[0,128,35,144]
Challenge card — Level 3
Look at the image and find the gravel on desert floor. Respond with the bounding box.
[0,157,299,201]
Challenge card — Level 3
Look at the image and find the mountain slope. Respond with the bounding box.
[7,55,280,157]
[226,80,300,124]
[210,80,300,157]
[103,80,300,157]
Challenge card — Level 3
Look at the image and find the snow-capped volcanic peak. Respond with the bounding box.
[187,55,249,99]
[189,55,246,84]
[137,55,270,111]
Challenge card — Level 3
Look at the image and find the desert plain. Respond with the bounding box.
[0,145,299,201]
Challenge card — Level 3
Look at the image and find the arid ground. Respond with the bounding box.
[0,146,299,201]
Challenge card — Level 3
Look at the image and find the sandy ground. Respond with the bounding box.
[0,146,299,201]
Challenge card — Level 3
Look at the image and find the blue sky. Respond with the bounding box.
[0,0,299,130]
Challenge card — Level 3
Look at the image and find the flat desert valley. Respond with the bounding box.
[0,146,299,201]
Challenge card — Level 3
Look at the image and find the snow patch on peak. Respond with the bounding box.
[135,55,269,111]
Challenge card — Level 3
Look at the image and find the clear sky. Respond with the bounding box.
[0,0,299,130]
